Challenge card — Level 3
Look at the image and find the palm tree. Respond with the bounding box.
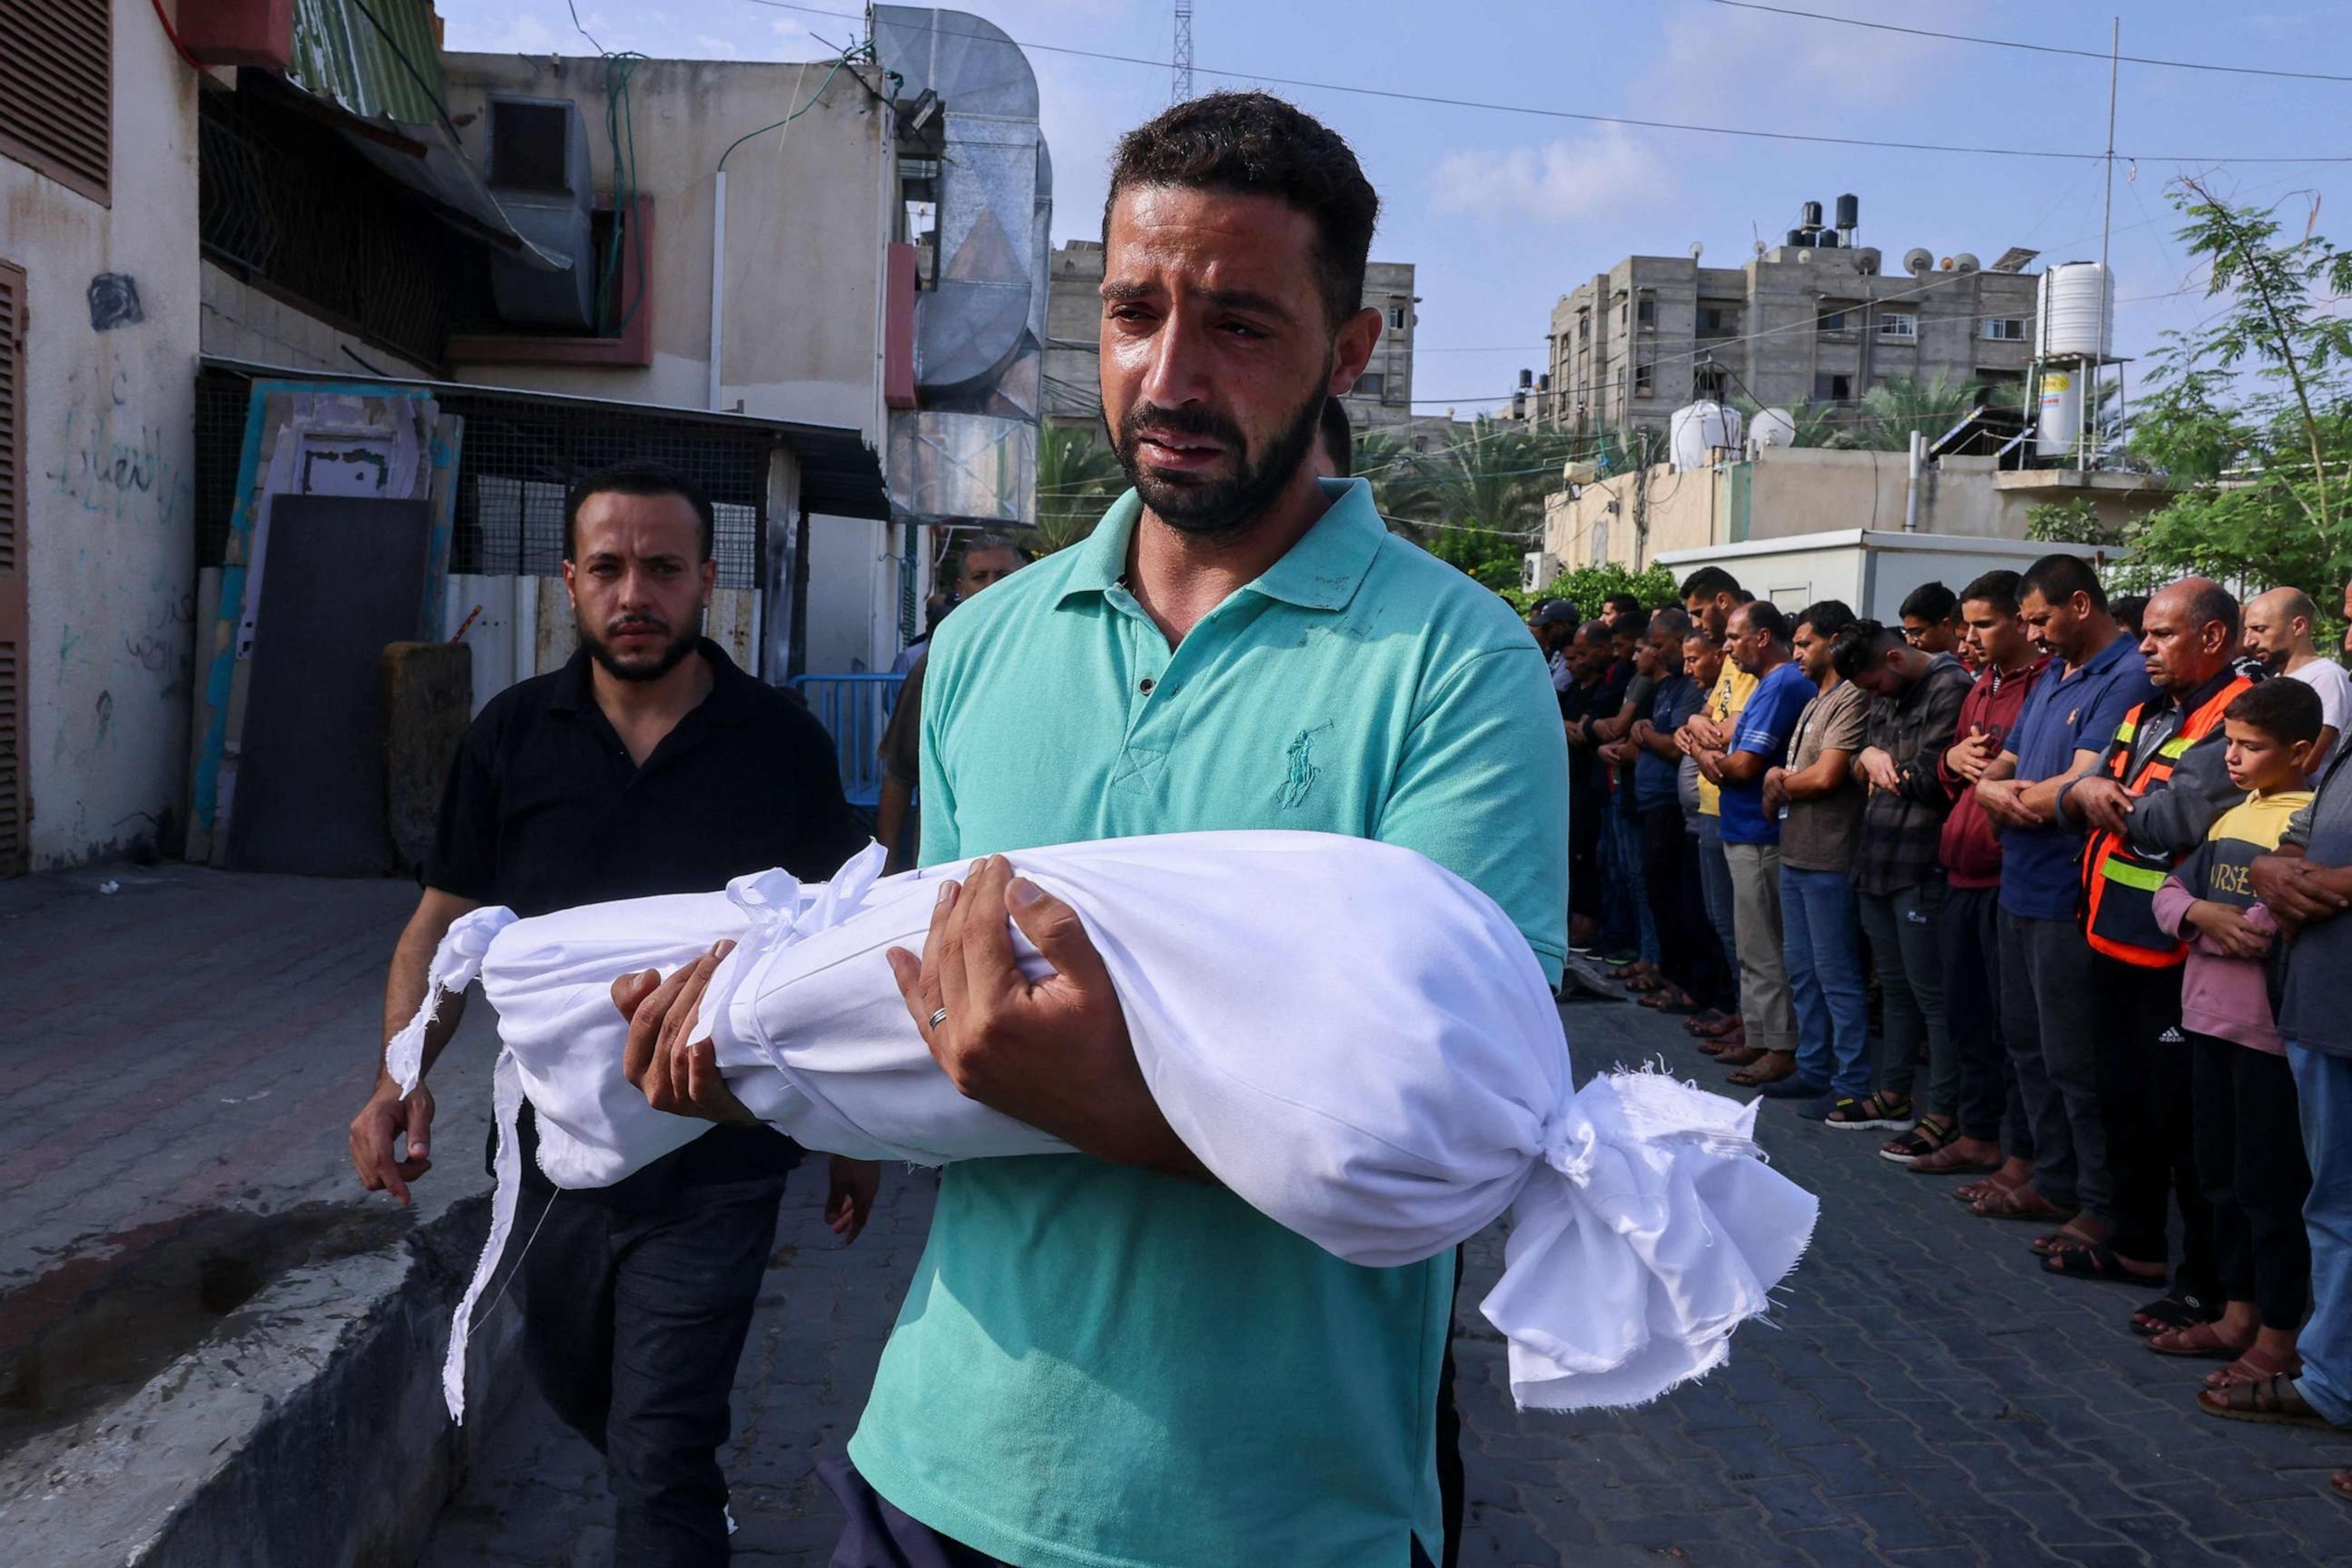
[1838,374,1992,452]
[1031,424,1128,554]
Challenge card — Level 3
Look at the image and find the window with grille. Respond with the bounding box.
[1880,312,1918,339]
[0,0,111,205]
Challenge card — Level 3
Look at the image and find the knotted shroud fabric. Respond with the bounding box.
[387,830,1818,1422]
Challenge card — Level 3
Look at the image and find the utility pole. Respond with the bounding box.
[1172,0,1194,104]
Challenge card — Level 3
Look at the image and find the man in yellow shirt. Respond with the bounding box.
[1678,567,1759,1053]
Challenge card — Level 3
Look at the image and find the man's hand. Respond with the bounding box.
[1697,748,1727,785]
[1975,777,2032,828]
[1684,714,1725,751]
[1599,740,1629,766]
[825,1155,880,1244]
[1630,718,1657,749]
[1945,727,1998,785]
[2254,849,2347,927]
[2186,900,2274,959]
[1762,766,1790,813]
[886,856,1207,1178]
[1856,746,1901,794]
[614,946,763,1127]
[349,1083,436,1205]
[2069,776,2134,837]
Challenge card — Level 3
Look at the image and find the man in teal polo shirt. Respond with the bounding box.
[624,91,1566,1568]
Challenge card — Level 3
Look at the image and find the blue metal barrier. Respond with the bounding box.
[791,672,906,811]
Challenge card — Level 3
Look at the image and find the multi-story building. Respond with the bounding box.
[1532,199,2040,436]
[1045,241,1420,435]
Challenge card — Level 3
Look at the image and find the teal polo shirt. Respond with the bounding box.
[846,479,1569,1568]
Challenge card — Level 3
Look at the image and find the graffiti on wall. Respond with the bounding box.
[43,364,194,533]
[86,273,144,332]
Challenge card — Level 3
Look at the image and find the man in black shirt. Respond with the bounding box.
[348,462,874,1565]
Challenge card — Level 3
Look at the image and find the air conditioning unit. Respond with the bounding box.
[1522,552,1560,593]
[485,96,596,329]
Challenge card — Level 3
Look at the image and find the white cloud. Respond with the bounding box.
[693,32,742,57]
[1430,129,1673,224]
[771,16,807,36]
[1645,2,1936,120]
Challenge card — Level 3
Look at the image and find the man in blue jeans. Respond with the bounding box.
[1759,601,1877,1120]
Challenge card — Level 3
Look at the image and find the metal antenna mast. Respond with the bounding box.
[1172,0,1194,103]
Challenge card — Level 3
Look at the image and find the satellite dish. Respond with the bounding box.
[1753,238,1768,257]
[1903,247,1934,276]
[1952,252,1981,273]
[1689,241,1704,262]
[1853,247,1883,276]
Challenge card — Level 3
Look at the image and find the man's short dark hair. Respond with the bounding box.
[2176,578,2243,645]
[2020,553,2107,614]
[1679,565,1745,603]
[1831,618,1905,681]
[1794,599,1857,642]
[1318,397,1353,477]
[1900,581,1958,626]
[1104,91,1378,328]
[1958,569,2022,616]
[1647,606,1693,642]
[1737,600,1792,643]
[2112,593,2147,637]
[1602,592,1644,622]
[564,461,716,562]
[2226,677,2324,749]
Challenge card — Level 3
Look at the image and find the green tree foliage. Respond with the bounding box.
[1030,424,1127,554]
[2113,180,2352,599]
[1500,562,1681,619]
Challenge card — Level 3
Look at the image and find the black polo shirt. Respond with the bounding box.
[430,639,869,1199]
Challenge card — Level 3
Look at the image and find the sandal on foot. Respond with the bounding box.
[1638,988,1701,1014]
[1908,1141,2004,1177]
[2130,1291,2217,1338]
[2030,1218,2107,1256]
[2198,1373,2329,1426]
[1726,1053,1798,1087]
[1690,1014,1743,1039]
[2146,1321,2253,1361]
[2206,1348,2301,1389]
[1819,1093,1911,1131]
[1880,1116,1957,1165]
[1716,1045,1765,1069]
[2042,1243,2167,1284]
[1971,1184,2073,1222]
[1954,1170,2025,1205]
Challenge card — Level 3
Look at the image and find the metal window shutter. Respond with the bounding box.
[0,0,113,204]
[0,260,23,871]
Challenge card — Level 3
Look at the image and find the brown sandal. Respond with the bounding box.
[1970,1184,2076,1223]
[1726,1050,1798,1087]
[2030,1219,2108,1256]
[2198,1373,2329,1426]
[2206,1347,2301,1389]
[1715,1045,1765,1068]
[2148,1321,2253,1361]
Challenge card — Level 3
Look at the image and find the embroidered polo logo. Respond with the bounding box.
[1277,723,1332,809]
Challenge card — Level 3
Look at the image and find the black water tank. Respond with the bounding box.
[1817,230,1841,249]
[1835,193,1860,230]
[1787,228,1808,247]
[1802,200,1824,228]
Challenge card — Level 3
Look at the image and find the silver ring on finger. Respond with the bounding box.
[929,1007,949,1031]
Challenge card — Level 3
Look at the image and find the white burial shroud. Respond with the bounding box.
[388,831,1818,1422]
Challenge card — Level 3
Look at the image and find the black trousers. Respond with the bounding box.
[511,1171,787,1567]
[2092,956,2214,1292]
[823,1455,1443,1567]
[1943,885,2026,1152]
[2189,1032,2314,1330]
[1640,805,1727,1008]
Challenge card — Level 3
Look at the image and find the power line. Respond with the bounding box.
[1684,0,2352,87]
[736,0,2352,165]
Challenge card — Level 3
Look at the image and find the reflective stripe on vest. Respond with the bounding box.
[2080,675,2256,967]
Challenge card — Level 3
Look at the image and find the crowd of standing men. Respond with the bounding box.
[1536,556,2352,1501]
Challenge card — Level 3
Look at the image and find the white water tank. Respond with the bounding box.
[1748,407,1798,455]
[1670,400,1744,472]
[2038,261,2114,361]
[2037,367,2086,459]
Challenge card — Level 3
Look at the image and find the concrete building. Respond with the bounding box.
[0,0,203,873]
[1532,200,2040,438]
[1540,443,2169,577]
[1044,242,1421,436]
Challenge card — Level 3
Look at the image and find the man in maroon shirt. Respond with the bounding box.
[1920,570,2050,1188]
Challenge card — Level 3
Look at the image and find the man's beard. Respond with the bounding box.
[2261,643,2292,673]
[580,615,699,682]
[1112,380,1327,537]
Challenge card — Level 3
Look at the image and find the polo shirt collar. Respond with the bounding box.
[1056,479,1386,614]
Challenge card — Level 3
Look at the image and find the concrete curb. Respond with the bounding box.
[2,1194,522,1568]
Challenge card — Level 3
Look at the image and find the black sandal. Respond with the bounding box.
[2042,1243,2167,1284]
[2130,1291,2218,1338]
[1878,1116,1955,1165]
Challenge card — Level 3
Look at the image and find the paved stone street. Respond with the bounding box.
[417,982,2352,1567]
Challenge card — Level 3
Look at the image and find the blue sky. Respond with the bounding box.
[442,0,2352,414]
